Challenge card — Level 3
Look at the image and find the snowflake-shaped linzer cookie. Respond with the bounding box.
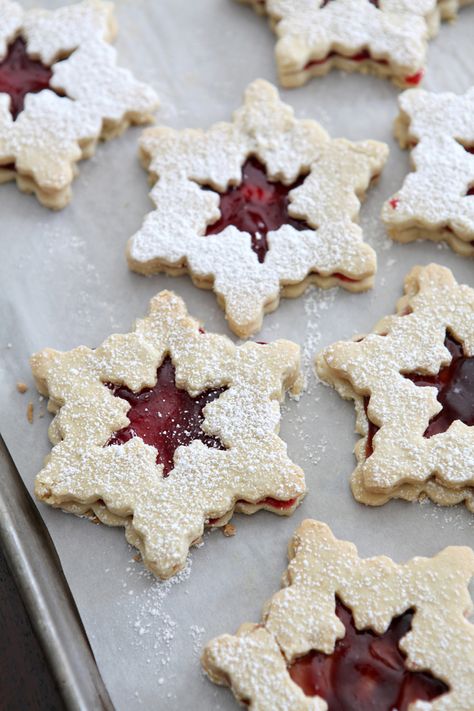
[235,0,443,88]
[0,0,158,209]
[383,87,474,256]
[31,291,306,579]
[202,519,474,710]
[316,263,474,511]
[127,79,388,338]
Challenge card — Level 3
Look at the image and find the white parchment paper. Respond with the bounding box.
[1,1,473,708]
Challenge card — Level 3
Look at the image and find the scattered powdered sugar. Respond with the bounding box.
[189,624,206,658]
[17,223,121,341]
[301,285,337,381]
[123,555,193,668]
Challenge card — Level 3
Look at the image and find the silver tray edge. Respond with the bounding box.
[0,436,114,711]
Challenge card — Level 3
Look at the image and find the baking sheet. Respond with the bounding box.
[1,1,474,708]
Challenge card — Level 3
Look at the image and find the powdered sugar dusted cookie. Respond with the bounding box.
[236,0,442,88]
[202,519,474,710]
[316,264,474,511]
[0,0,158,209]
[127,79,388,338]
[383,87,474,256]
[31,291,306,579]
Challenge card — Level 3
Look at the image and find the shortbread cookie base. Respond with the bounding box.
[32,291,306,579]
[384,92,474,252]
[202,519,474,711]
[1,112,154,210]
[278,56,423,90]
[317,336,474,512]
[128,82,384,339]
[386,224,474,257]
[316,263,474,511]
[238,0,439,89]
[0,0,159,209]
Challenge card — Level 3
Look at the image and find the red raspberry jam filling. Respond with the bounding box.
[303,53,423,86]
[289,600,448,710]
[304,50,387,71]
[364,333,473,456]
[302,4,424,89]
[106,357,226,476]
[205,157,310,263]
[0,37,56,120]
[204,157,360,283]
[207,496,298,525]
[258,496,297,509]
[302,54,423,86]
[404,333,474,438]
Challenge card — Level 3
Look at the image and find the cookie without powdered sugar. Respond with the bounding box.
[127,79,388,338]
[383,87,474,256]
[235,0,446,88]
[31,291,306,580]
[202,519,474,710]
[0,0,158,209]
[316,264,474,511]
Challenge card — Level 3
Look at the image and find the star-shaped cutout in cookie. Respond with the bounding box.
[0,36,56,119]
[383,87,474,256]
[203,519,474,710]
[127,79,388,338]
[316,264,474,511]
[0,0,158,208]
[31,291,306,579]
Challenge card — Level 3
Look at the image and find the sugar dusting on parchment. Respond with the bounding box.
[278,286,337,467]
[122,556,192,663]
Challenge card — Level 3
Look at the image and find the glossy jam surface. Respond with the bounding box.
[258,496,297,509]
[405,333,474,438]
[106,357,226,475]
[0,37,55,119]
[205,157,310,263]
[289,601,448,710]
